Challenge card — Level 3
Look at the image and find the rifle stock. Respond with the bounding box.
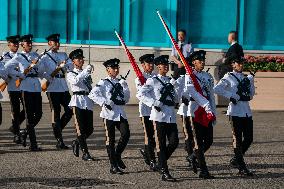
[41,60,67,92]
[0,81,7,92]
[15,48,51,88]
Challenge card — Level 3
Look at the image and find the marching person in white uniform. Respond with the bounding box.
[214,54,255,176]
[89,58,130,175]
[67,48,95,161]
[135,54,158,171]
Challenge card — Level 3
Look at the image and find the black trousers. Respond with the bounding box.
[22,91,42,147]
[141,116,156,161]
[181,116,194,156]
[229,116,253,156]
[47,92,73,139]
[191,118,213,172]
[103,117,130,165]
[73,107,94,138]
[154,122,179,169]
[8,91,25,135]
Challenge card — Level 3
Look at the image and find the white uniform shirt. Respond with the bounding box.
[138,74,179,123]
[67,67,94,111]
[88,76,130,121]
[135,72,156,117]
[2,51,20,91]
[214,71,255,117]
[39,50,73,92]
[5,51,44,92]
[0,61,7,99]
[171,41,194,58]
[177,71,216,117]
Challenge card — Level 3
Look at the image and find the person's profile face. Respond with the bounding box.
[48,41,60,51]
[8,42,19,52]
[142,62,154,73]
[157,64,169,75]
[107,66,119,78]
[232,62,244,72]
[21,41,33,52]
[193,59,205,71]
[73,57,84,69]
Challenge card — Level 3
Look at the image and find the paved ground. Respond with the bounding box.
[0,102,283,189]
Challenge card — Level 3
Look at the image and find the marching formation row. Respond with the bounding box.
[0,32,255,182]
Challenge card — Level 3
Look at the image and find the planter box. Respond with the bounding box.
[249,72,284,110]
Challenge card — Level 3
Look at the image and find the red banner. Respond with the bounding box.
[157,11,214,127]
[114,30,146,85]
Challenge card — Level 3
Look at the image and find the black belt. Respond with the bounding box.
[26,73,38,78]
[73,91,89,95]
[54,74,65,78]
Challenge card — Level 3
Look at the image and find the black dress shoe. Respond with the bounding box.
[82,152,95,161]
[29,146,42,152]
[230,157,239,168]
[110,165,124,175]
[149,160,158,171]
[56,139,69,150]
[139,149,150,165]
[117,157,126,169]
[72,140,79,157]
[199,171,215,179]
[161,171,176,182]
[238,168,254,176]
[13,135,22,144]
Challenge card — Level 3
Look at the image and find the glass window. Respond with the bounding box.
[126,0,176,47]
[29,0,67,42]
[70,0,121,45]
[243,0,284,48]
[178,0,237,45]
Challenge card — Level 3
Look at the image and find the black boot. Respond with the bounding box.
[72,139,80,157]
[139,148,150,165]
[199,170,215,179]
[20,129,28,147]
[196,149,213,179]
[234,148,254,176]
[161,167,176,182]
[56,138,69,150]
[13,134,22,144]
[82,149,95,161]
[52,124,68,149]
[110,164,124,175]
[149,160,158,171]
[28,126,41,151]
[189,152,198,174]
[78,136,94,161]
[116,153,126,169]
[230,156,238,168]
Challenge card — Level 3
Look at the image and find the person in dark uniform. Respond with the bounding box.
[40,34,73,150]
[219,31,244,78]
[214,54,255,176]
[89,58,131,175]
[67,49,95,161]
[135,54,158,171]
[138,55,179,182]
[5,34,44,151]
[170,30,194,79]
[2,35,25,144]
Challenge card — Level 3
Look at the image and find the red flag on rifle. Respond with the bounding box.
[156,11,215,127]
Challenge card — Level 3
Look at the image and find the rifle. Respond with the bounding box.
[114,30,146,85]
[41,57,69,92]
[157,10,215,127]
[15,47,52,88]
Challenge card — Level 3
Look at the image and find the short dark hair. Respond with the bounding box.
[178,29,186,36]
[229,31,238,40]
